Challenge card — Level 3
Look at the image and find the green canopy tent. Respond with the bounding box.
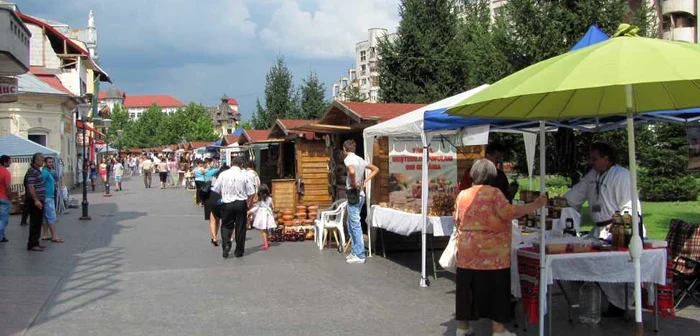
[448,25,700,335]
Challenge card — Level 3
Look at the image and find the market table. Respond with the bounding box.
[369,205,453,237]
[517,247,667,333]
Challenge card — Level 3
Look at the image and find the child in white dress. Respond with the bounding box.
[248,184,275,250]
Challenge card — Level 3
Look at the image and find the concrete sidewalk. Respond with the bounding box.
[0,177,698,336]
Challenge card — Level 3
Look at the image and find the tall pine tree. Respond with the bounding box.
[252,56,296,129]
[297,71,327,120]
[378,0,467,103]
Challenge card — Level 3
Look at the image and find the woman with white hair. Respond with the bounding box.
[454,158,547,336]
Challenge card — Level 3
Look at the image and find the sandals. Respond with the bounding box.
[28,246,44,251]
[51,238,64,243]
[210,238,219,247]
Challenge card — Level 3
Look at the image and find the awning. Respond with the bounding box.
[290,123,354,134]
[76,120,104,136]
[250,138,285,144]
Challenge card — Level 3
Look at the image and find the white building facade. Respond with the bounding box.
[660,0,697,43]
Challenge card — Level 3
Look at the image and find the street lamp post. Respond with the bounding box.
[77,104,91,220]
[103,118,113,197]
[117,130,123,159]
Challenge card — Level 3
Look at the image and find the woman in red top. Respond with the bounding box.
[454,159,547,336]
[98,157,108,187]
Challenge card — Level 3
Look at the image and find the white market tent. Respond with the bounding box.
[362,85,540,287]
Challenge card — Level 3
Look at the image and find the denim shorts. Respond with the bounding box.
[115,176,123,183]
[43,198,57,224]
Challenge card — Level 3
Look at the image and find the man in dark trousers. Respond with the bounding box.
[211,157,256,258]
[24,153,46,251]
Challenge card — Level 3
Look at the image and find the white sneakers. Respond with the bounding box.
[492,330,517,336]
[456,327,475,336]
[346,255,366,264]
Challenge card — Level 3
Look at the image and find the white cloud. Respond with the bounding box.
[256,0,400,59]
[57,0,258,56]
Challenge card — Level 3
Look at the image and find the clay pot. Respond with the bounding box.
[281,209,294,216]
[296,205,307,213]
[293,219,302,225]
[307,205,319,212]
[282,214,294,221]
[296,213,307,220]
[284,220,294,226]
[307,212,318,219]
[303,219,314,225]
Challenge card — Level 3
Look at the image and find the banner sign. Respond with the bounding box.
[688,126,700,171]
[388,136,457,213]
[461,124,490,146]
[0,77,19,103]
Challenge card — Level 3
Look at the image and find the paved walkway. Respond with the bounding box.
[1,177,698,336]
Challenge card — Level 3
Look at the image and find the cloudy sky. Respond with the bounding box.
[16,0,401,120]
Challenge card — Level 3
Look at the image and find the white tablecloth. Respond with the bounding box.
[370,205,454,237]
[517,248,667,286]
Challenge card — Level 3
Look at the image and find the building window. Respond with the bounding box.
[360,50,366,62]
[130,113,136,119]
[28,134,47,147]
[361,79,367,85]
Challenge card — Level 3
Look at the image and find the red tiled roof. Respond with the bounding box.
[224,135,239,145]
[19,13,88,55]
[123,95,185,108]
[226,98,238,106]
[340,102,426,121]
[242,130,270,143]
[189,141,211,149]
[275,119,318,140]
[29,67,73,95]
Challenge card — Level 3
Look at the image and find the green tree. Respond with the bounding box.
[107,104,132,147]
[238,120,254,130]
[251,55,296,128]
[342,85,366,102]
[184,103,219,141]
[297,71,327,119]
[378,0,467,103]
[132,105,165,147]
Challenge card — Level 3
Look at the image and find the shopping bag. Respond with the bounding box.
[439,229,458,273]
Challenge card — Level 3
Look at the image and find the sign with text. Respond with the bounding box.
[461,124,490,146]
[688,126,700,171]
[388,136,457,213]
[0,77,19,103]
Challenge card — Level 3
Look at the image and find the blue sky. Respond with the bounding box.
[15,0,400,120]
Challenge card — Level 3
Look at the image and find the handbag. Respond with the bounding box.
[346,187,360,205]
[439,228,458,273]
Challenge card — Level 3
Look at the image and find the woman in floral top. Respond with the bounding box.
[454,159,547,336]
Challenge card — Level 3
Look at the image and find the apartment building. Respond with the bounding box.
[659,0,697,42]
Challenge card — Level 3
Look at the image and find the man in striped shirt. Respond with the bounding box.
[24,153,46,251]
[212,156,256,258]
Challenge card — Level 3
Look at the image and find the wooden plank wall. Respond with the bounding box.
[296,139,333,206]
[456,145,486,184]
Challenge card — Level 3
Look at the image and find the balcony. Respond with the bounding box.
[0,7,31,76]
[662,0,695,16]
[663,27,696,42]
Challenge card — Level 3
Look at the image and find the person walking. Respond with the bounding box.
[193,161,207,205]
[157,158,169,189]
[168,157,178,187]
[211,157,256,259]
[248,184,275,250]
[40,157,63,243]
[99,157,108,190]
[0,155,11,243]
[141,155,153,188]
[203,165,229,247]
[342,140,379,264]
[24,153,47,251]
[113,159,124,191]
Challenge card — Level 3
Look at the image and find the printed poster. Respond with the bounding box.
[388,136,457,213]
[688,126,700,171]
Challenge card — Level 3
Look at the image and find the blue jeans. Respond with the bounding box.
[0,199,10,239]
[347,195,366,259]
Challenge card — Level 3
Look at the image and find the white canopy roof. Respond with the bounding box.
[363,84,490,140]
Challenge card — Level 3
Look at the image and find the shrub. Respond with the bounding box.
[638,172,699,202]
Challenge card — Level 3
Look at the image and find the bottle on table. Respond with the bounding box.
[622,211,633,246]
[611,211,625,248]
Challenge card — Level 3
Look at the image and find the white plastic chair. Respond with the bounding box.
[314,202,347,252]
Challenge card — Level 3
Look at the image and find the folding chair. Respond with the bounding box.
[665,218,700,310]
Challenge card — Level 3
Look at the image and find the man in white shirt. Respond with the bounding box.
[565,142,644,240]
[140,155,154,188]
[564,142,645,317]
[212,156,256,258]
[343,140,379,264]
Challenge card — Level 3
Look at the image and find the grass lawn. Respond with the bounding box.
[512,176,700,240]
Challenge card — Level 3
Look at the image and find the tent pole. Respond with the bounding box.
[420,133,430,287]
[538,121,547,336]
[626,84,643,334]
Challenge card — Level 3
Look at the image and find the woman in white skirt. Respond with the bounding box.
[247,184,275,250]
